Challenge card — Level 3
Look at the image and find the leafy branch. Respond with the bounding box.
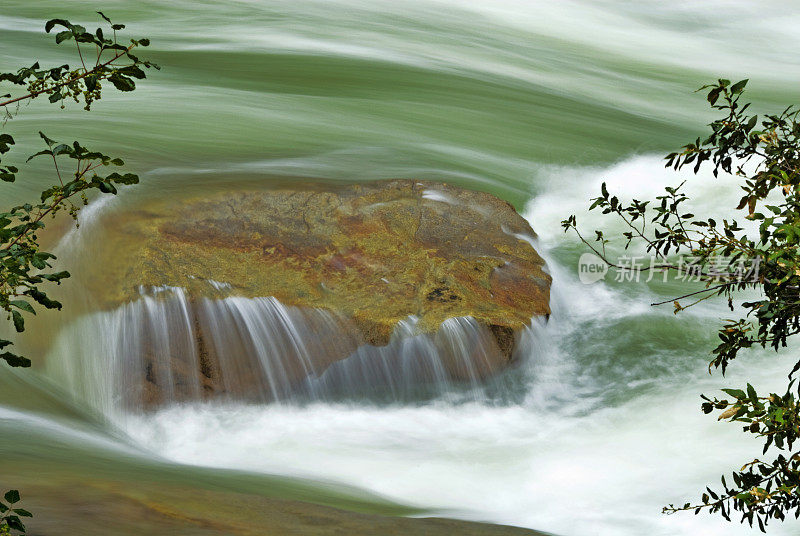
[1,12,156,112]
[0,490,31,535]
[0,13,154,367]
[564,79,800,530]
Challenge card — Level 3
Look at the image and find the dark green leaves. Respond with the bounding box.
[0,134,14,154]
[105,172,139,185]
[0,134,16,183]
[25,150,53,163]
[2,131,142,365]
[39,131,56,148]
[745,114,758,132]
[11,311,24,332]
[2,13,157,114]
[42,271,70,283]
[721,388,746,399]
[97,181,117,194]
[567,78,800,529]
[731,79,749,95]
[0,15,151,371]
[120,65,146,80]
[44,19,71,33]
[0,351,31,368]
[1,489,31,534]
[9,301,35,315]
[707,86,723,105]
[54,31,73,44]
[108,73,135,92]
[26,289,62,310]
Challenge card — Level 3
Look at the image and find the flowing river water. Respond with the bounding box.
[2,1,800,535]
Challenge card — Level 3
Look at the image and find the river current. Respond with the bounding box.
[2,2,800,535]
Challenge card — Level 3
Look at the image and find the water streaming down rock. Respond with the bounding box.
[43,179,551,413]
[47,284,537,414]
[302,315,516,402]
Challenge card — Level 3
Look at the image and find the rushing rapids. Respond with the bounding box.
[46,180,551,411]
[4,2,799,535]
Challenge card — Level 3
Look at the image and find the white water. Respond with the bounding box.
[103,155,789,536]
[4,0,800,534]
[47,290,523,417]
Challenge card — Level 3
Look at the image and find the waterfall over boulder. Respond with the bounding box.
[60,179,550,409]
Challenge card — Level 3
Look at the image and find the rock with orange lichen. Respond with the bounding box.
[85,179,551,402]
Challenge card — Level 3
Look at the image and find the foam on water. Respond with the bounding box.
[111,154,791,536]
[3,0,800,533]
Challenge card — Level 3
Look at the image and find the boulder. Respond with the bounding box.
[83,179,551,404]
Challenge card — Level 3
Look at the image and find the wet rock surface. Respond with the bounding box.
[86,179,551,403]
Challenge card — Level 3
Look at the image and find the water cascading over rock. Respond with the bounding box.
[52,179,551,410]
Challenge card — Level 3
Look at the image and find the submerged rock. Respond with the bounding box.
[83,179,550,405]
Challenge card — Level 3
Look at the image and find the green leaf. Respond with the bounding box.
[97,182,118,194]
[42,271,70,283]
[721,388,746,399]
[108,74,135,92]
[27,289,62,310]
[38,131,57,148]
[0,133,15,154]
[26,149,53,162]
[120,65,146,79]
[6,515,25,532]
[4,490,20,504]
[0,352,32,368]
[52,143,71,156]
[55,30,73,44]
[11,310,24,332]
[106,172,138,185]
[731,79,748,94]
[45,18,72,33]
[9,300,35,315]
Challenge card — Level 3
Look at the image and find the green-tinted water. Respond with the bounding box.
[2,1,800,535]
